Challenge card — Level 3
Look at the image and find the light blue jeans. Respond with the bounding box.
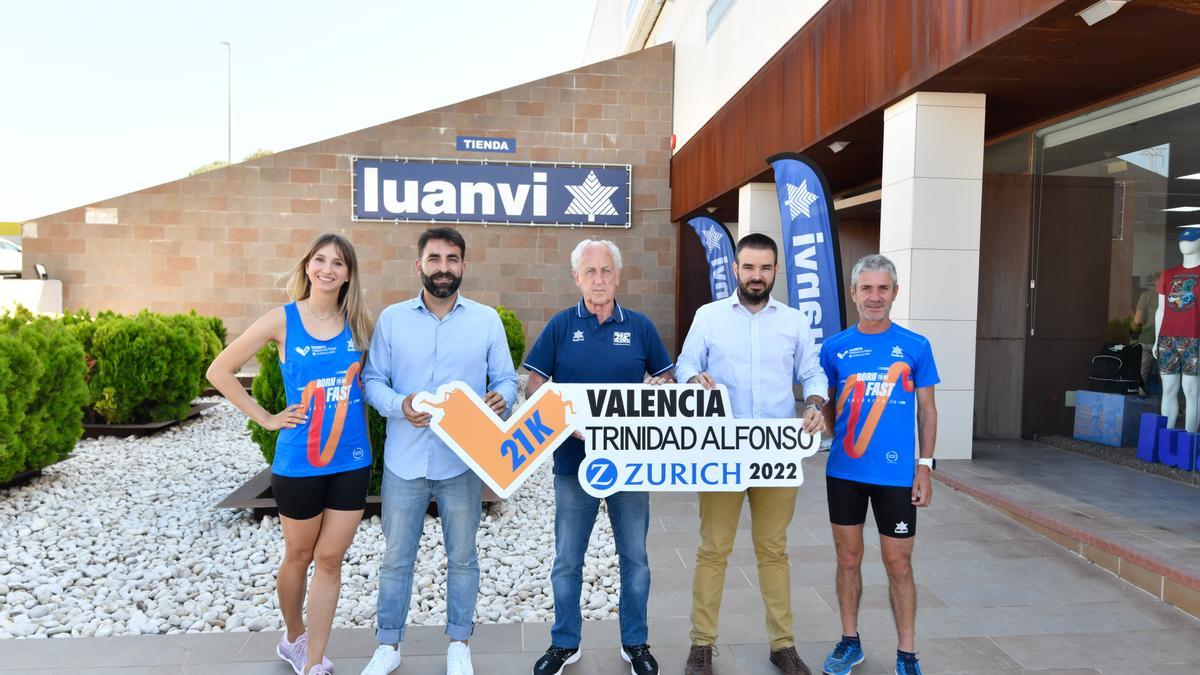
[376,467,482,644]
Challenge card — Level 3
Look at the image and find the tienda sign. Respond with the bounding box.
[456,135,516,153]
[412,382,819,499]
[352,157,631,228]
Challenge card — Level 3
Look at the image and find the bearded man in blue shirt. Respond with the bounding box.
[524,239,674,675]
[360,227,518,675]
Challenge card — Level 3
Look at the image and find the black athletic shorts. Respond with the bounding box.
[826,475,916,539]
[271,466,371,520]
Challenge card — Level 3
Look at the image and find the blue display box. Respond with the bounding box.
[1074,391,1159,447]
[1137,413,1167,462]
[1176,435,1199,471]
[1158,428,1187,466]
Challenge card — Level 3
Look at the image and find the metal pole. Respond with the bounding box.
[220,41,231,163]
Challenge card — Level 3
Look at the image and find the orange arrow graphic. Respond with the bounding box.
[300,361,362,468]
[415,382,574,495]
[835,361,913,459]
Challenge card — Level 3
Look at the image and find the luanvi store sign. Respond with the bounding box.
[352,157,632,228]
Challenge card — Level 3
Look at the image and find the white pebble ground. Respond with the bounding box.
[0,399,622,639]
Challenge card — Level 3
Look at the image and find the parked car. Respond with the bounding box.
[0,239,21,277]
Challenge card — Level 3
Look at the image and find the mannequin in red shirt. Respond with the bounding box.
[1153,227,1200,431]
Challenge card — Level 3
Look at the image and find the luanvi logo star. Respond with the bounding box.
[565,171,619,222]
[785,179,819,220]
[703,226,725,252]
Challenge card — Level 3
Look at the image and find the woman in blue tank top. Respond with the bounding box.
[207,233,374,675]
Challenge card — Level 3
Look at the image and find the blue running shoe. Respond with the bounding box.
[894,654,922,675]
[821,638,864,675]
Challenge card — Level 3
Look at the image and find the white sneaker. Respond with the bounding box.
[447,641,474,675]
[359,645,402,675]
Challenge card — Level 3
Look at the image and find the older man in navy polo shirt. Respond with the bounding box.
[524,239,674,675]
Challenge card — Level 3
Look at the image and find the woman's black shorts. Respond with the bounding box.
[271,466,371,520]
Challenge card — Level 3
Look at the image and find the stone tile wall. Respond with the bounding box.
[22,44,676,357]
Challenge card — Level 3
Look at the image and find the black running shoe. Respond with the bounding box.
[621,644,659,675]
[533,646,580,675]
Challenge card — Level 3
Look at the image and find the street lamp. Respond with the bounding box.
[219,41,231,164]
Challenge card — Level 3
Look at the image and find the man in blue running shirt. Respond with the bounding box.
[817,255,939,675]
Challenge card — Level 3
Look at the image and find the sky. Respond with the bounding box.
[0,1,598,222]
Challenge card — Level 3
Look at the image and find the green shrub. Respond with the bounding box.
[86,311,221,424]
[496,305,525,369]
[0,306,222,481]
[0,333,41,482]
[248,343,286,466]
[188,311,225,391]
[201,313,228,349]
[6,317,88,476]
[0,309,89,483]
[367,407,386,496]
[61,308,113,360]
[249,343,387,495]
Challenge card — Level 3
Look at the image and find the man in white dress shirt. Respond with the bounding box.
[675,233,828,675]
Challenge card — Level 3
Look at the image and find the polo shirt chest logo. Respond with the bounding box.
[613,331,632,346]
[572,330,585,343]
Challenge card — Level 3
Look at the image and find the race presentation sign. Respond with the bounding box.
[412,382,819,499]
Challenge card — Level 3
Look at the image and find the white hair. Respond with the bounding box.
[850,254,898,287]
[570,239,623,272]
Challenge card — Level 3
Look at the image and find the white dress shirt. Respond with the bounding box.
[675,292,828,419]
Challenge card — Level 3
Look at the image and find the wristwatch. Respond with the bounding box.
[803,402,823,414]
[917,457,936,471]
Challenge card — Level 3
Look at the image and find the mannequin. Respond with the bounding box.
[1153,227,1200,432]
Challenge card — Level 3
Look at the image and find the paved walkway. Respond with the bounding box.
[953,439,1200,571]
[5,450,1200,674]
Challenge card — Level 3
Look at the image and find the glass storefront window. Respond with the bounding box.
[1029,77,1200,478]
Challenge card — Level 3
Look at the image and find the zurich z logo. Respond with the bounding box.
[586,458,618,491]
[294,346,311,357]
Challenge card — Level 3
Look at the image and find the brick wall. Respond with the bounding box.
[22,44,676,358]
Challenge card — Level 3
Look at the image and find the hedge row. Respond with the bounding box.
[0,311,89,483]
[79,310,223,424]
[248,307,524,495]
[0,307,225,483]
